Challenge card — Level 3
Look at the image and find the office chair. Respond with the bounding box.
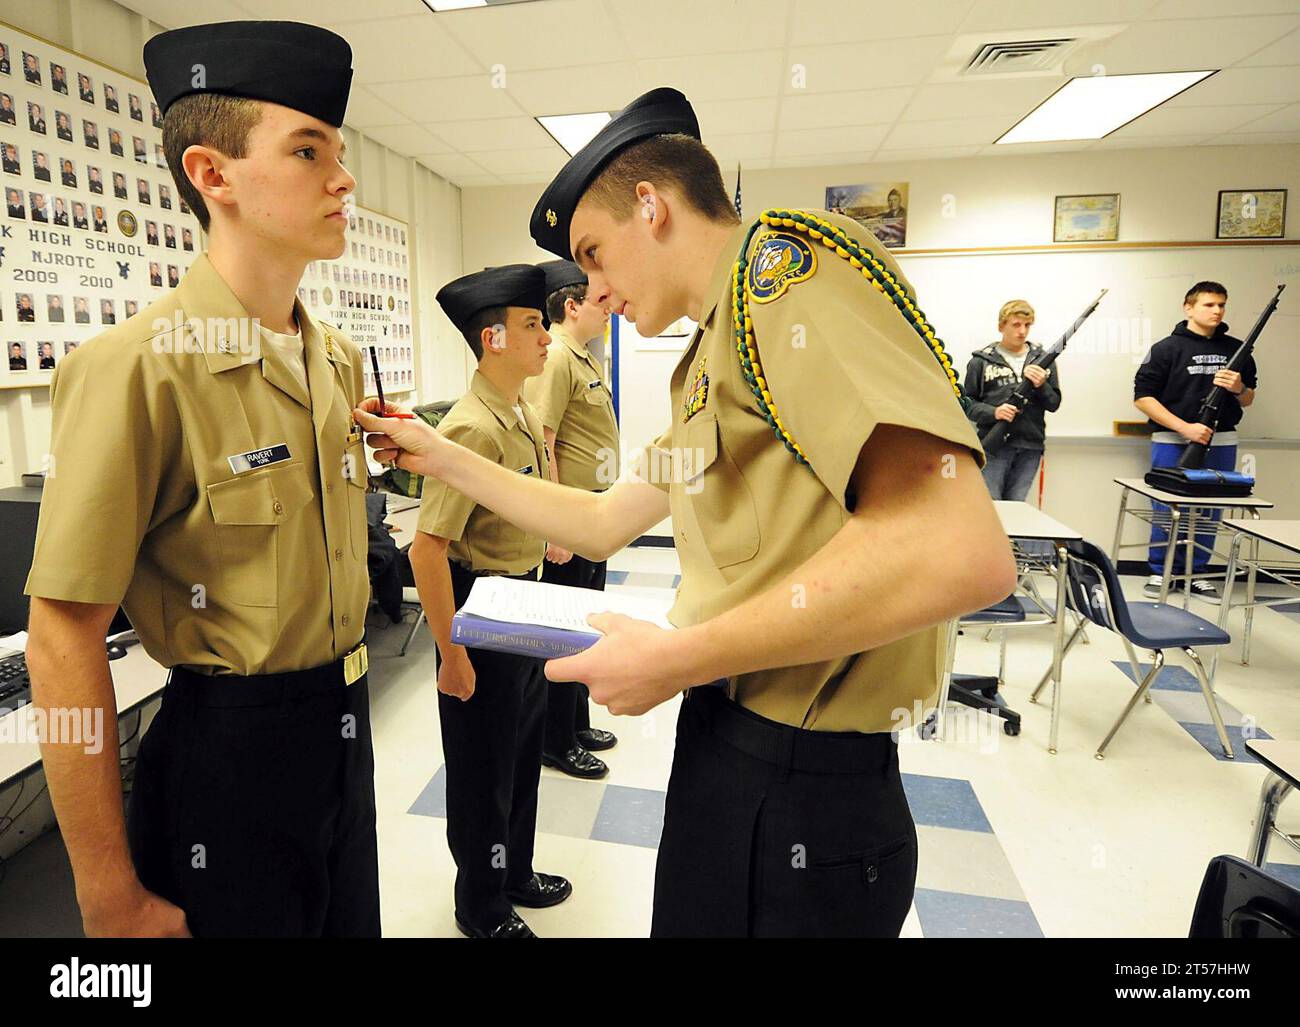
[1189,855,1300,938]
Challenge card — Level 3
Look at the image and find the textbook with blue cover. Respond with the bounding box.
[451,577,675,660]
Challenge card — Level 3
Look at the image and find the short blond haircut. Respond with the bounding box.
[998,300,1035,328]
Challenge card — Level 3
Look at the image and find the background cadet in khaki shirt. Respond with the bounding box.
[22,22,380,939]
[411,265,572,939]
[355,88,1015,939]
[523,258,619,780]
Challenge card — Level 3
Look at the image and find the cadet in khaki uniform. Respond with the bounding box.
[413,265,572,939]
[23,23,379,937]
[356,89,1016,938]
[524,259,619,780]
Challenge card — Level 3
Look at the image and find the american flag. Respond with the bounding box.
[733,163,742,218]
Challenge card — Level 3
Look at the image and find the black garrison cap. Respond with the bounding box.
[143,21,353,127]
[436,264,547,336]
[539,259,587,296]
[529,87,700,260]
[538,259,586,328]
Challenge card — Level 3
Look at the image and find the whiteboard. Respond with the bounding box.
[896,244,1300,440]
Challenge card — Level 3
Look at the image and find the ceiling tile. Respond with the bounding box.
[884,114,1017,149]
[787,37,953,93]
[871,145,986,163]
[1236,26,1300,67]
[1226,102,1300,134]
[371,76,526,122]
[606,0,791,58]
[1090,133,1210,149]
[789,0,971,46]
[903,78,1062,122]
[773,124,890,157]
[778,88,913,131]
[344,87,412,131]
[429,116,554,152]
[692,98,780,140]
[1109,103,1285,138]
[1146,0,1300,17]
[418,152,492,183]
[1166,66,1300,106]
[362,123,453,158]
[1079,16,1300,75]
[463,147,567,177]
[959,0,1162,30]
[326,15,483,83]
[1199,130,1300,145]
[975,141,1094,156]
[707,131,777,163]
[126,0,254,26]
[637,50,785,102]
[266,0,428,20]
[504,65,646,117]
[438,0,633,71]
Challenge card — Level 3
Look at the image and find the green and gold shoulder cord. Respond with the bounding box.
[732,208,970,472]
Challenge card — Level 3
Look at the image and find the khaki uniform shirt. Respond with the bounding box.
[523,323,619,492]
[418,370,548,574]
[25,254,370,676]
[637,210,983,732]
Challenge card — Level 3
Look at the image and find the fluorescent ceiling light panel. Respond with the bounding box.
[996,71,1216,144]
[538,112,613,156]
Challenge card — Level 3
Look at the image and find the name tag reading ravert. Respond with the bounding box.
[228,443,292,475]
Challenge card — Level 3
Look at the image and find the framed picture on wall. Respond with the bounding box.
[826,182,909,246]
[1216,189,1286,239]
[1054,193,1120,242]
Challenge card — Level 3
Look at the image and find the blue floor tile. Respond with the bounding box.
[1265,862,1300,890]
[590,784,666,848]
[902,774,992,833]
[1112,660,1204,693]
[606,570,630,585]
[1181,722,1273,762]
[408,764,447,817]
[913,888,1044,938]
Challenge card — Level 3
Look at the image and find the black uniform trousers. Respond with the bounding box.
[437,561,547,930]
[538,552,606,754]
[651,685,917,938]
[126,659,381,937]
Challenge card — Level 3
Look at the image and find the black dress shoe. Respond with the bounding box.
[576,727,617,752]
[541,745,608,779]
[455,910,536,938]
[505,872,573,909]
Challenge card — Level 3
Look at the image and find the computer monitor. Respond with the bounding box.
[0,486,42,634]
[0,485,131,637]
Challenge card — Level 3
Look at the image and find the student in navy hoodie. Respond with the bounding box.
[963,299,1062,502]
[1133,281,1257,603]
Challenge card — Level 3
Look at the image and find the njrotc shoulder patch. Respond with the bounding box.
[682,354,709,422]
[747,230,817,304]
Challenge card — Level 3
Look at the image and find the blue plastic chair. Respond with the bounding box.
[1190,855,1300,938]
[1061,538,1234,760]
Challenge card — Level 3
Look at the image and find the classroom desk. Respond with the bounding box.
[1244,739,1300,867]
[1213,519,1300,681]
[1111,478,1273,608]
[992,501,1083,755]
[0,638,168,792]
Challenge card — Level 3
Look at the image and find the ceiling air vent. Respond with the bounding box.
[964,39,1078,75]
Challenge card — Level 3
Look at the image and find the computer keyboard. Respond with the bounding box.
[0,653,32,710]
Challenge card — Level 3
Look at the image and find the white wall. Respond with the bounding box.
[459,142,1300,550]
[0,0,468,488]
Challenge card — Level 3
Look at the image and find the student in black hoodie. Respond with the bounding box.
[964,299,1062,501]
[1134,281,1256,602]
